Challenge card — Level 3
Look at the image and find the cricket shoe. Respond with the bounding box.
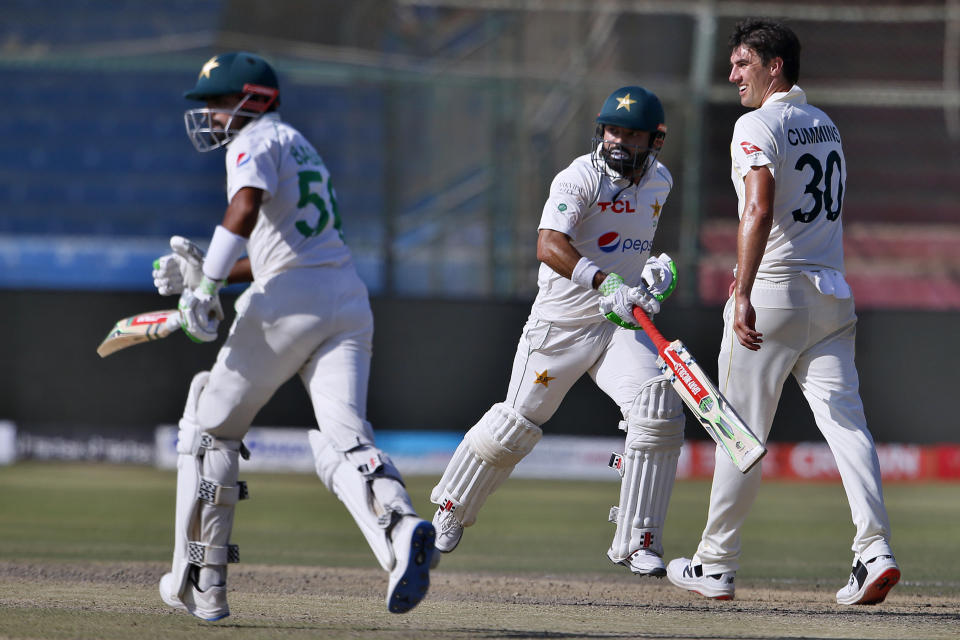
[666,557,735,600]
[386,516,435,614]
[836,554,900,605]
[608,548,666,577]
[432,506,464,553]
[159,570,229,621]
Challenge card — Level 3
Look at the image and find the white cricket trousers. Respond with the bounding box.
[695,276,893,574]
[195,264,376,450]
[504,315,664,426]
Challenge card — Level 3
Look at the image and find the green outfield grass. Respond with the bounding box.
[0,461,956,592]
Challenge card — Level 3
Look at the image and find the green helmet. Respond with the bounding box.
[184,51,279,102]
[595,86,664,132]
[592,86,667,181]
[183,52,280,152]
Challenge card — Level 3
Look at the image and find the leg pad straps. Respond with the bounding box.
[187,542,240,567]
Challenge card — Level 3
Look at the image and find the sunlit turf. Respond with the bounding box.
[0,462,955,591]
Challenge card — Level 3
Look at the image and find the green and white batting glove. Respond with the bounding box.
[178,275,225,343]
[152,236,205,296]
[641,252,677,302]
[598,273,660,330]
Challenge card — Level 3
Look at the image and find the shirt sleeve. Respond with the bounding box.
[225,137,277,202]
[538,166,592,239]
[730,114,777,178]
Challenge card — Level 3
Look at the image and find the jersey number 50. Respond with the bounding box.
[792,150,844,223]
[295,170,344,239]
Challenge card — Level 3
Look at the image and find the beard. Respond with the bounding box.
[600,143,640,176]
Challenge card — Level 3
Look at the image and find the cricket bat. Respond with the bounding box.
[632,307,766,473]
[96,309,182,358]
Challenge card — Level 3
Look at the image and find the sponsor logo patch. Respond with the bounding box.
[598,232,653,253]
[598,201,635,214]
[598,232,620,253]
[236,152,251,167]
[739,141,763,155]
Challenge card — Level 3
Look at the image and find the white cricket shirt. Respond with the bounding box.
[224,113,352,282]
[534,150,673,324]
[730,85,846,280]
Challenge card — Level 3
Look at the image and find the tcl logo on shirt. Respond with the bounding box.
[597,200,636,214]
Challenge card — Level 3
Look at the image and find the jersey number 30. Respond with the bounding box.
[792,150,844,223]
[295,170,343,239]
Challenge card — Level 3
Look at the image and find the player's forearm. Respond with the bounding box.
[734,206,771,298]
[736,167,775,298]
[537,229,606,288]
[227,258,253,284]
[216,187,260,285]
[537,229,579,279]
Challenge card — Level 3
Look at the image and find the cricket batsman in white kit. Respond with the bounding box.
[667,19,899,605]
[430,86,686,577]
[151,52,435,620]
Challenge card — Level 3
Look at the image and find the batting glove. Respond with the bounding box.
[598,273,660,330]
[641,252,677,302]
[178,276,225,343]
[152,236,205,296]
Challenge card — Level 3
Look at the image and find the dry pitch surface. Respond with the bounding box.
[1,560,957,640]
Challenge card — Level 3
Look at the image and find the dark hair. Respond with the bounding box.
[728,18,801,85]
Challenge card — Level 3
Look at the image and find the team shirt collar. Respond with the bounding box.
[232,111,279,142]
[762,84,807,108]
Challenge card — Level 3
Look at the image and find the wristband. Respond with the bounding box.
[202,225,247,281]
[571,256,601,290]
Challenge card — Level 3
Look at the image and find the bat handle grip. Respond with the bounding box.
[632,307,670,354]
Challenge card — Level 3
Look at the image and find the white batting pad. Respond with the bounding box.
[626,377,686,445]
[430,403,542,527]
[308,429,416,572]
[169,445,244,594]
[608,378,683,562]
[608,446,679,561]
[166,371,248,599]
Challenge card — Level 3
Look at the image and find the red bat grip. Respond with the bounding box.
[632,307,670,355]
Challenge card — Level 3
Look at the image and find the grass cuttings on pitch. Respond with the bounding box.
[0,462,957,640]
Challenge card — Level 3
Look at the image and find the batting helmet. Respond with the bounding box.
[183,52,280,152]
[592,86,667,181]
[184,52,279,103]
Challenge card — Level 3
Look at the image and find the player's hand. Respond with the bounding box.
[733,293,762,350]
[178,276,224,343]
[641,252,677,302]
[152,236,205,296]
[598,273,660,330]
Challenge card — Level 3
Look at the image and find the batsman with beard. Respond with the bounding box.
[429,86,686,577]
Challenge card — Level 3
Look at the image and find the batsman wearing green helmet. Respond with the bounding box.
[430,86,685,578]
[152,52,435,620]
